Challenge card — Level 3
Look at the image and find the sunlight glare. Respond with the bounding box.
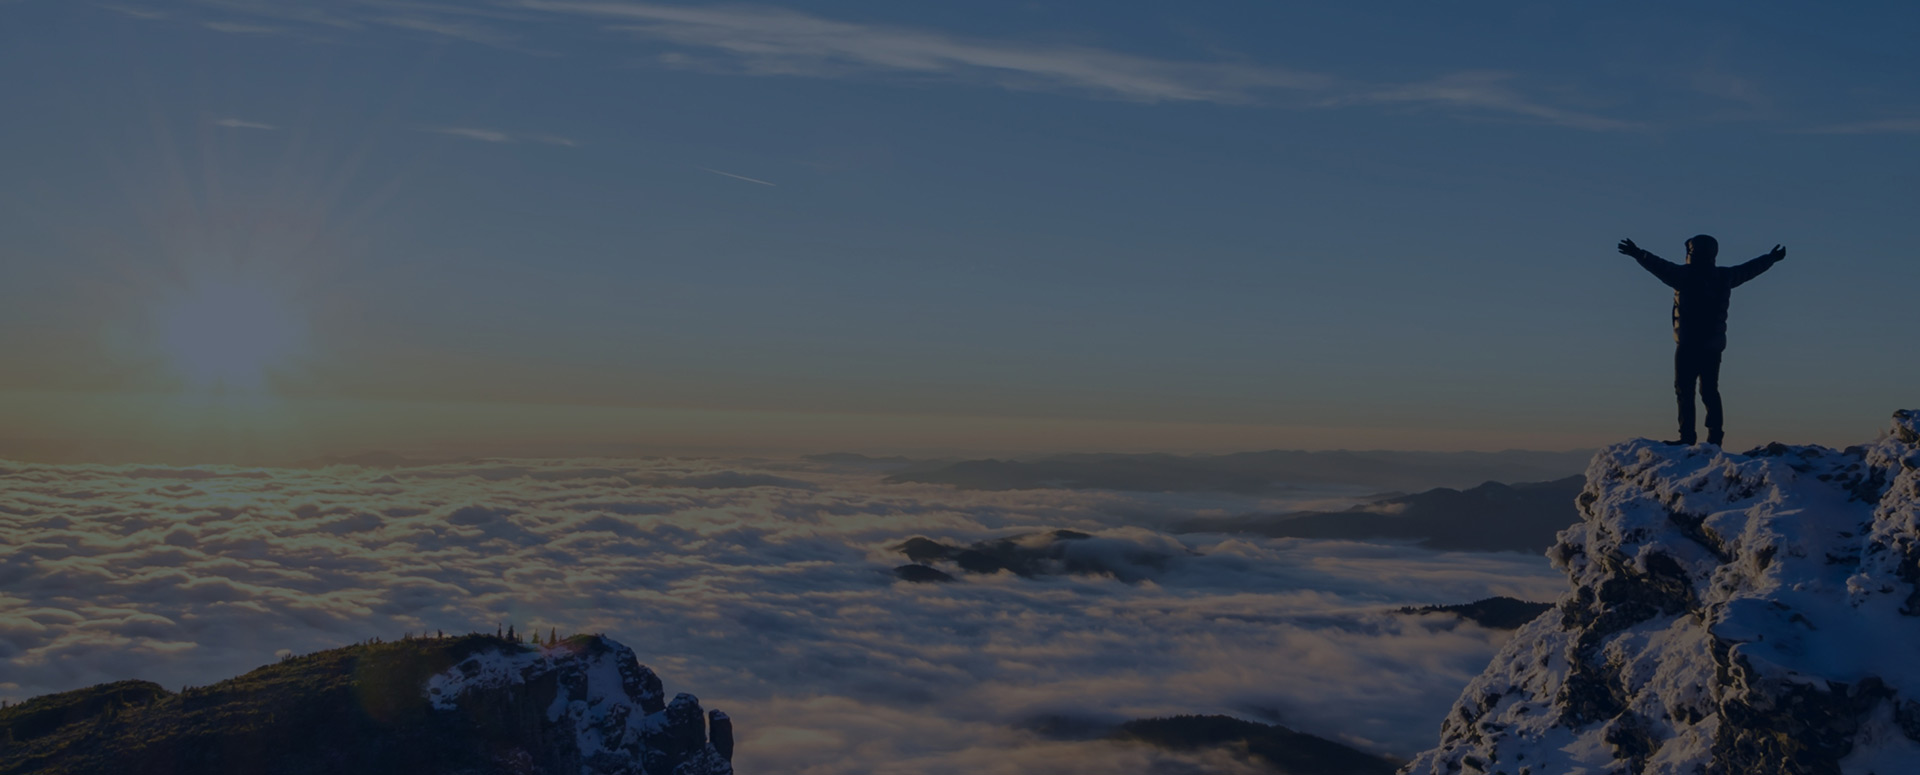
[155,274,307,393]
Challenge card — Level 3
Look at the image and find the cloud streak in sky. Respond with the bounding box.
[700,167,775,186]
[515,0,1328,104]
[420,126,579,146]
[202,20,282,34]
[213,117,278,130]
[372,15,522,46]
[153,0,1637,129]
[1797,117,1920,134]
[0,457,1564,770]
[104,5,170,20]
[1333,71,1645,132]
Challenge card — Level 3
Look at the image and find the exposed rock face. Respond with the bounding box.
[0,633,733,775]
[425,635,734,775]
[1403,411,1920,775]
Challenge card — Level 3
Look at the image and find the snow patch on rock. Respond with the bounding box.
[424,635,733,774]
[1405,411,1920,775]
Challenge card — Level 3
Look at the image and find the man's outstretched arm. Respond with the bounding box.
[1728,244,1787,287]
[1618,238,1682,287]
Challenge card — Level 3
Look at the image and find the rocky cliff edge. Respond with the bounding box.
[1405,411,1920,775]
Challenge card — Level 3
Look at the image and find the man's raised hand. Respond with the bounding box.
[1767,244,1787,261]
[1617,238,1645,259]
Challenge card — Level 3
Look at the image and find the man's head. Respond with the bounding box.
[1686,234,1719,266]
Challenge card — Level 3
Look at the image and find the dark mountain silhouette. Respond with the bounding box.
[891,563,957,583]
[0,633,731,775]
[884,449,1590,494]
[804,452,918,468]
[893,529,1177,582]
[1173,475,1585,552]
[1114,715,1403,774]
[1396,597,1555,630]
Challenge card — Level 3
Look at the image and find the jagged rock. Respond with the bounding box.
[0,633,733,775]
[709,710,734,762]
[426,636,732,775]
[1403,411,1920,775]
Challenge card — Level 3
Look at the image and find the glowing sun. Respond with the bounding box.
[154,274,308,393]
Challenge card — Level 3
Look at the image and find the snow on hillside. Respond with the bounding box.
[426,635,733,775]
[1404,410,1920,775]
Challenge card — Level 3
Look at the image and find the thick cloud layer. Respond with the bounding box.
[0,457,1563,771]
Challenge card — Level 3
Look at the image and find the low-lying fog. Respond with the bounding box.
[0,456,1566,773]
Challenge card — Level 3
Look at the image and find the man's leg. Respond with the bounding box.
[1701,347,1725,446]
[1673,346,1698,444]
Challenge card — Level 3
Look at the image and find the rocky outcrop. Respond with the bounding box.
[1403,411,1920,775]
[426,634,733,774]
[0,633,733,775]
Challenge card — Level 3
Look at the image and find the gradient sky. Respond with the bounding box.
[2,1,1917,463]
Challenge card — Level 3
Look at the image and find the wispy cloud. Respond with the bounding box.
[515,0,1327,105]
[1688,66,1772,112]
[373,15,519,46]
[1330,71,1643,132]
[189,0,360,30]
[213,117,277,130]
[421,126,579,146]
[1796,117,1920,134]
[103,4,168,20]
[700,167,775,186]
[428,126,514,143]
[519,2,1638,129]
[202,20,282,34]
[144,0,1637,130]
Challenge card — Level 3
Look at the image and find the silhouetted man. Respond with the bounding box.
[1616,235,1785,446]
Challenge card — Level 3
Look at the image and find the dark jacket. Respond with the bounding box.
[1633,251,1782,349]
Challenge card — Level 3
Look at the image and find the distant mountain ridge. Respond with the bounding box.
[1175,476,1585,552]
[0,633,732,775]
[884,449,1592,494]
[892,529,1178,583]
[1396,597,1556,630]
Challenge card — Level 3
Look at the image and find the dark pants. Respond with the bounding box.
[1674,343,1724,444]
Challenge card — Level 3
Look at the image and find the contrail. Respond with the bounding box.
[700,167,775,186]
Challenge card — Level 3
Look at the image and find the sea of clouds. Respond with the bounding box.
[0,456,1565,773]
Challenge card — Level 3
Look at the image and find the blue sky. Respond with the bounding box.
[2,1,1917,461]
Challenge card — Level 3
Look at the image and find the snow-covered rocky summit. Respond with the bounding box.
[426,634,734,775]
[1405,411,1920,775]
